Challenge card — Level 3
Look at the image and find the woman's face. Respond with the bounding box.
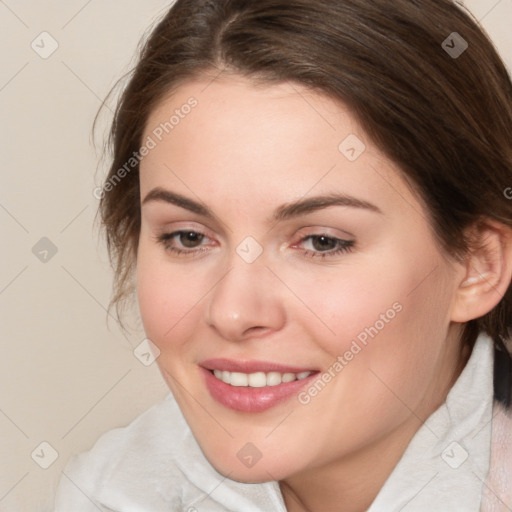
[137,75,466,483]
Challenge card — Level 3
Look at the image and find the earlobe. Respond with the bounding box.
[450,221,512,323]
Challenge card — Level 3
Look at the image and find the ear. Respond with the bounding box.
[450,220,512,323]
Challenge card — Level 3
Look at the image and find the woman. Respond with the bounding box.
[54,0,512,510]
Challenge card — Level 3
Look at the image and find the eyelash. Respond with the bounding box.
[299,235,355,259]
[156,230,355,260]
[156,231,212,258]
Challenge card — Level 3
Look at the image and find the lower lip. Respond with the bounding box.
[201,367,317,412]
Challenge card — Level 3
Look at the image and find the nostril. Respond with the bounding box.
[242,325,271,337]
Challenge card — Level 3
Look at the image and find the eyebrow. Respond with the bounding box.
[273,194,382,221]
[142,188,212,218]
[141,187,382,222]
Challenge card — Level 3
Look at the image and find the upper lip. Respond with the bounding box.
[200,358,318,374]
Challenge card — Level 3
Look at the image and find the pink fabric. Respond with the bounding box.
[482,402,512,511]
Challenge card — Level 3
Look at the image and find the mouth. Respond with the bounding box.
[200,359,319,412]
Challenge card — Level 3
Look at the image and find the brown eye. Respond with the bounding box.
[179,231,205,248]
[297,234,355,259]
[157,230,210,255]
[311,235,338,252]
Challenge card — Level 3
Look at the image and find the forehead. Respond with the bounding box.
[139,76,423,222]
[143,75,354,161]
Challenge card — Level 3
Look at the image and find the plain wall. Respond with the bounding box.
[0,1,511,511]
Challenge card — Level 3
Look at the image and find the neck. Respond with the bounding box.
[279,414,422,512]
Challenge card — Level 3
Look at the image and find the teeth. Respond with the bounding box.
[266,372,282,386]
[248,372,267,387]
[230,372,248,387]
[211,369,312,387]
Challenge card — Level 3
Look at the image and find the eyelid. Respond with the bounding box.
[159,229,215,245]
[154,221,215,239]
[142,203,229,240]
[291,225,355,242]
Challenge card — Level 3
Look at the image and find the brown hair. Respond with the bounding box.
[98,0,512,348]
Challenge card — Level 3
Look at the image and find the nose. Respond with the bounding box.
[203,258,287,342]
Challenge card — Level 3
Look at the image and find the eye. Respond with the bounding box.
[176,231,205,248]
[297,234,355,259]
[156,230,213,256]
[308,235,338,251]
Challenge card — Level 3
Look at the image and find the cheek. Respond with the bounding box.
[136,243,205,350]
[285,260,416,357]
[290,252,453,406]
[299,243,449,348]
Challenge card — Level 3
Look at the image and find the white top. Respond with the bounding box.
[54,333,494,511]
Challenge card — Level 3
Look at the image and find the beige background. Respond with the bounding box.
[0,1,511,511]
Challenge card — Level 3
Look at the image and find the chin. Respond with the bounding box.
[213,465,278,484]
[202,447,294,484]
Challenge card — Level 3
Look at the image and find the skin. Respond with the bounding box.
[136,75,487,511]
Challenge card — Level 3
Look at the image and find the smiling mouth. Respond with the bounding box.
[200,361,320,412]
[210,369,313,387]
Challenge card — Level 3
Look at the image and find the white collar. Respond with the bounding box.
[367,332,494,511]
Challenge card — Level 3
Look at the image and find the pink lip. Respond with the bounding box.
[199,360,318,413]
[200,358,317,374]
